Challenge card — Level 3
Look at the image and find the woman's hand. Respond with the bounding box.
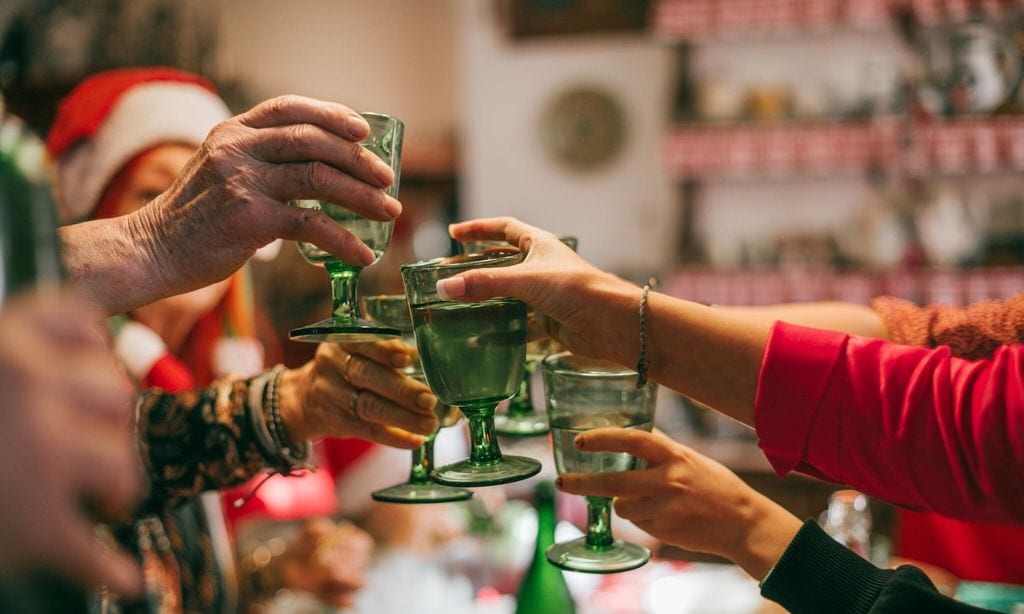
[439,217,641,365]
[278,518,373,609]
[556,429,802,580]
[279,339,438,449]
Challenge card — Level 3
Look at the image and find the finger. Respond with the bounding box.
[45,514,143,597]
[613,496,658,522]
[357,422,425,449]
[59,359,134,422]
[449,217,548,252]
[556,470,658,498]
[573,428,676,466]
[255,199,378,266]
[26,298,107,347]
[350,387,438,434]
[345,355,436,417]
[66,423,143,520]
[261,162,402,221]
[435,265,535,304]
[339,339,414,369]
[237,95,369,141]
[312,374,436,435]
[248,124,394,189]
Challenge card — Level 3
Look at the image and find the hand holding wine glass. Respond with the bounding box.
[556,429,803,581]
[291,112,405,343]
[542,352,657,573]
[362,295,472,504]
[62,96,403,317]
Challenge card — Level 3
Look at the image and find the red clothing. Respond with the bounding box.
[754,322,1024,523]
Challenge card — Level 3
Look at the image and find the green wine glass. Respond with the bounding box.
[363,295,473,504]
[542,351,658,573]
[401,251,542,487]
[489,235,577,437]
[290,112,404,343]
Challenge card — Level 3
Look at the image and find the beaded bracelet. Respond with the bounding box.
[636,278,657,389]
[264,364,311,469]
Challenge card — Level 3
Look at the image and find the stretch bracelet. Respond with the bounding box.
[636,278,657,389]
[264,364,312,469]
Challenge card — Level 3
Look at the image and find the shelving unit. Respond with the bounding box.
[663,265,1024,306]
[651,0,1024,282]
[652,0,1021,42]
[665,116,1024,180]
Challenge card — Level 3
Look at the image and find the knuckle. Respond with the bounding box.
[305,161,336,193]
[267,94,299,116]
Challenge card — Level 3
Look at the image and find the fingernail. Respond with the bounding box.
[348,116,369,139]
[436,277,465,301]
[574,435,586,449]
[417,392,437,410]
[358,245,376,266]
[383,197,402,219]
[392,353,411,367]
[555,477,563,488]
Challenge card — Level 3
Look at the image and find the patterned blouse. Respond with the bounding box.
[107,375,293,614]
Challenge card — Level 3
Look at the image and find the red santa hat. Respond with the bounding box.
[46,67,232,223]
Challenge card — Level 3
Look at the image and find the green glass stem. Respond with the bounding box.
[585,496,614,550]
[507,359,538,416]
[326,260,363,320]
[408,433,437,485]
[464,404,502,465]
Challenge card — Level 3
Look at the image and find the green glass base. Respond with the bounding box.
[431,455,541,487]
[370,481,473,504]
[289,317,401,343]
[494,411,550,437]
[545,538,650,574]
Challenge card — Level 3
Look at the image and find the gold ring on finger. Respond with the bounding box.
[342,354,355,381]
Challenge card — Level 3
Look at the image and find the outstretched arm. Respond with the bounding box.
[441,217,1024,522]
[62,95,401,316]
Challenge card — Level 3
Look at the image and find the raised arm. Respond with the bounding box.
[61,95,401,316]
[441,217,1024,522]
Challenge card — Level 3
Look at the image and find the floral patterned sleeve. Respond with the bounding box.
[136,375,274,511]
[871,293,1024,360]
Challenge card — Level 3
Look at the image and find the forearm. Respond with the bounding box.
[720,302,890,340]
[578,280,770,428]
[60,211,174,316]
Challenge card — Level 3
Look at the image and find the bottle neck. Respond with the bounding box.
[534,481,558,556]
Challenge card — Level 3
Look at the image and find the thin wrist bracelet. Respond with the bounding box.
[636,277,657,389]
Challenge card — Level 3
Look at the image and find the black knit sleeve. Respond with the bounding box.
[760,520,997,614]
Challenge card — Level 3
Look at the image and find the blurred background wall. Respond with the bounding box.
[4,0,1024,294]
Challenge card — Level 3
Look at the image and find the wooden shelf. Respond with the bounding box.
[662,266,1024,306]
[664,117,1024,180]
[651,0,1018,42]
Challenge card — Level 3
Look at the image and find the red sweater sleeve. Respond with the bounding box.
[754,322,1024,523]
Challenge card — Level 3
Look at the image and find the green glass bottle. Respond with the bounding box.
[515,480,576,614]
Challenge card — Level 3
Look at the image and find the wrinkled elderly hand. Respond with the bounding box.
[0,290,143,595]
[556,428,802,581]
[279,518,374,609]
[62,95,403,315]
[439,217,639,364]
[280,339,438,449]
